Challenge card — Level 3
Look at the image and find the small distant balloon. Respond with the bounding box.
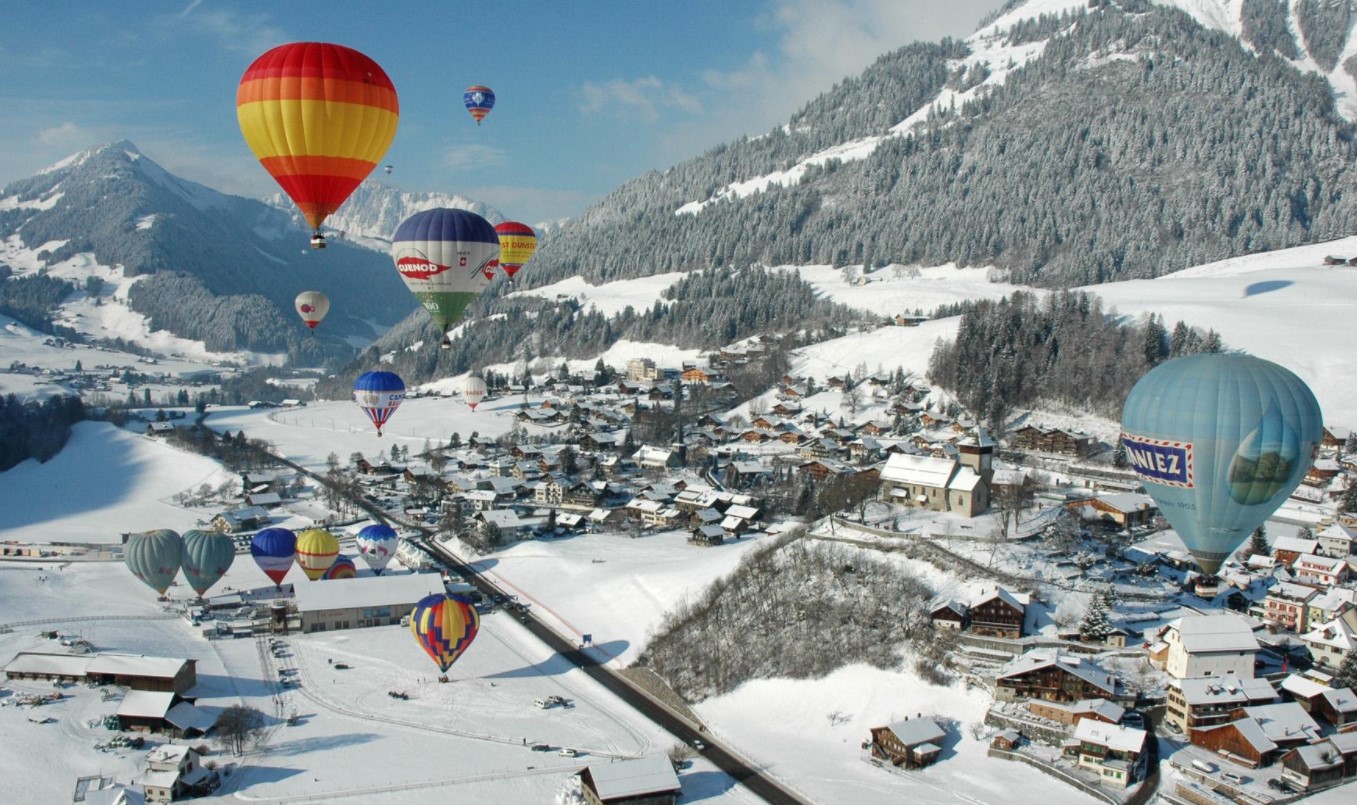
[385,164,393,175]
[295,291,330,330]
[463,375,487,411]
[464,85,495,125]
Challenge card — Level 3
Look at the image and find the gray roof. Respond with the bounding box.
[87,654,188,679]
[165,701,216,733]
[885,717,946,747]
[293,573,443,613]
[117,690,175,719]
[1240,702,1322,743]
[1177,675,1276,707]
[586,755,680,800]
[1172,614,1260,654]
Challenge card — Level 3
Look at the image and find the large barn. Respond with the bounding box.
[293,573,445,633]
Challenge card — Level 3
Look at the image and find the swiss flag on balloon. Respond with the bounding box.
[459,256,467,266]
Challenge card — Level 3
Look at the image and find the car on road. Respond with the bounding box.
[1122,711,1144,728]
[691,739,705,751]
[559,748,578,757]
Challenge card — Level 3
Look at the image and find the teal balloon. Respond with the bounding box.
[1121,353,1322,575]
[125,529,184,595]
[181,529,236,596]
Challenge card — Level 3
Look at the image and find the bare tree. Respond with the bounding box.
[215,705,266,756]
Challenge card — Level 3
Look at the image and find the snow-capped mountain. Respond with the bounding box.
[0,142,412,362]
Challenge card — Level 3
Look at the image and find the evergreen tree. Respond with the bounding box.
[1080,589,1114,641]
[1112,440,1129,468]
[1333,647,1357,691]
[1247,525,1269,558]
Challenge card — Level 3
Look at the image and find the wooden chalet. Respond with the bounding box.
[868,717,947,769]
[1010,425,1096,457]
[969,587,1026,638]
[928,600,969,631]
[995,653,1119,704]
[1280,734,1357,792]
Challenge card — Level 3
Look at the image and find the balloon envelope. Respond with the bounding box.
[494,221,537,279]
[1120,353,1322,575]
[295,291,330,329]
[390,209,499,342]
[356,523,399,575]
[410,593,480,673]
[250,527,297,586]
[125,529,184,595]
[296,528,340,581]
[463,85,495,124]
[322,553,357,580]
[237,42,399,235]
[463,375,487,411]
[181,529,235,596]
[353,370,406,436]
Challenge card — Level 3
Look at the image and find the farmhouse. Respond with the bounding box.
[868,717,947,769]
[117,690,215,739]
[579,754,680,805]
[969,586,1027,638]
[994,652,1120,704]
[294,573,444,633]
[1302,613,1357,671]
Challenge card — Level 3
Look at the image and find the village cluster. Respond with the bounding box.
[5,349,1357,805]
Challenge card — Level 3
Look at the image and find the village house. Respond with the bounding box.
[1307,588,1357,629]
[1027,698,1125,727]
[475,509,532,541]
[578,754,680,805]
[876,448,990,517]
[928,600,969,630]
[968,586,1027,639]
[994,652,1120,704]
[1302,611,1357,671]
[1010,424,1096,457]
[116,690,215,739]
[1067,719,1147,789]
[690,523,725,547]
[209,506,270,533]
[867,717,947,769]
[138,744,212,803]
[1318,522,1357,558]
[1293,553,1349,587]
[1192,702,1323,769]
[1264,582,1319,633]
[1064,493,1158,531]
[1149,614,1260,680]
[1164,675,1277,733]
[1273,535,1321,566]
[1279,733,1357,792]
[633,445,679,471]
[1283,675,1357,731]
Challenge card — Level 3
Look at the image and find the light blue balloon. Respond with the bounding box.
[1120,353,1322,575]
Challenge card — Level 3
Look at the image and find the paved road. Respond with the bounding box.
[233,431,811,805]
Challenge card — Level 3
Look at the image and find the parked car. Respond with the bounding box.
[559,748,578,757]
[531,743,551,752]
[691,739,706,751]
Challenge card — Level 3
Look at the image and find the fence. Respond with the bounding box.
[987,747,1121,804]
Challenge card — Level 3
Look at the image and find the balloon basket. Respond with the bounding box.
[438,675,449,684]
[310,234,327,250]
[1193,575,1221,599]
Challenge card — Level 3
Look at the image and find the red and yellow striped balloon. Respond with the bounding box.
[237,42,399,232]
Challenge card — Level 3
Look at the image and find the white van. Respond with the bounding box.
[1221,771,1247,785]
[1191,759,1216,774]
[534,698,553,709]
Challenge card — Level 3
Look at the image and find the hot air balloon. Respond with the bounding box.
[295,291,330,330]
[296,528,340,581]
[250,527,297,588]
[181,529,235,597]
[125,529,184,596]
[463,375,488,412]
[356,523,399,575]
[1120,353,1322,576]
[354,370,406,436]
[463,85,495,125]
[385,164,393,175]
[322,553,357,580]
[391,209,499,349]
[237,42,399,249]
[409,593,480,674]
[494,221,537,282]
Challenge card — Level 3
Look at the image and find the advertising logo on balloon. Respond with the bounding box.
[395,249,452,281]
[1121,434,1194,488]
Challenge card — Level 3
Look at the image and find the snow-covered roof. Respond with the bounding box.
[1302,616,1357,652]
[2,651,92,677]
[997,652,1115,694]
[1170,614,1259,654]
[1281,673,1330,701]
[293,573,443,613]
[1240,702,1322,743]
[880,453,956,487]
[585,755,680,800]
[1272,536,1320,554]
[86,654,189,679]
[1073,719,1145,754]
[1321,687,1357,715]
[85,784,146,805]
[1294,553,1346,573]
[137,770,179,790]
[884,717,946,747]
[1292,740,1344,771]
[1177,675,1276,707]
[117,690,175,719]
[145,744,193,766]
[165,701,215,733]
[1199,716,1275,754]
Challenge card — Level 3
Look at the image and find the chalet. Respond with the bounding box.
[138,744,213,803]
[1221,703,1322,759]
[1264,582,1318,633]
[244,491,283,508]
[1302,612,1357,671]
[1306,456,1342,485]
[969,586,1027,639]
[1165,675,1277,733]
[1069,719,1147,789]
[1273,535,1321,566]
[1322,425,1352,448]
[867,717,947,769]
[1011,425,1096,457]
[475,509,532,541]
[579,755,680,805]
[1294,553,1348,587]
[681,366,712,384]
[210,506,270,533]
[797,458,856,480]
[1317,522,1357,559]
[145,421,176,437]
[1280,737,1356,792]
[1065,493,1157,531]
[562,481,602,511]
[994,652,1120,704]
[1028,698,1125,727]
[929,600,969,630]
[1151,614,1259,680]
[690,524,725,547]
[633,445,679,470]
[848,437,882,464]
[1314,687,1357,731]
[771,401,802,417]
[533,477,566,506]
[580,431,623,452]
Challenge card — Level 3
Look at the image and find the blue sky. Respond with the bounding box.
[0,0,1000,225]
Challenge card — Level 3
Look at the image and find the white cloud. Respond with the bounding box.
[168,3,287,56]
[440,143,510,171]
[36,122,95,148]
[580,76,701,123]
